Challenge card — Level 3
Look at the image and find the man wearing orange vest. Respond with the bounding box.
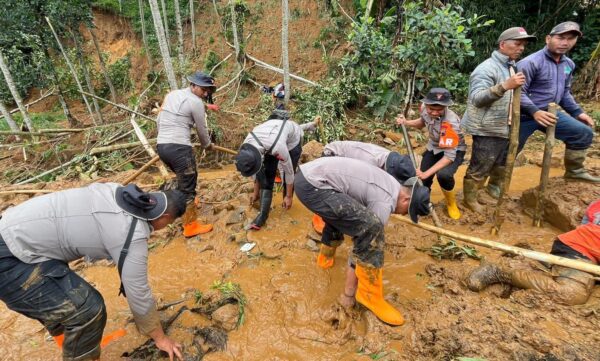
[466,199,599,305]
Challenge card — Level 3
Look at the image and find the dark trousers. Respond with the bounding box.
[256,141,302,190]
[420,150,465,191]
[294,171,385,268]
[0,236,106,361]
[157,143,197,202]
[464,136,509,182]
[519,111,593,153]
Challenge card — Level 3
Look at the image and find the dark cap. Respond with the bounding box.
[187,71,217,89]
[549,21,582,36]
[235,143,262,177]
[421,88,453,107]
[497,27,537,43]
[403,177,431,223]
[115,184,167,221]
[385,151,416,183]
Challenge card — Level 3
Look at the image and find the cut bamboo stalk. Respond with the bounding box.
[533,103,557,227]
[210,144,237,155]
[245,54,317,86]
[79,91,156,122]
[0,189,54,195]
[89,139,157,155]
[281,0,291,104]
[124,155,161,185]
[392,214,600,276]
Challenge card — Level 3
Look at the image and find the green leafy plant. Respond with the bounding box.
[417,240,481,261]
[211,280,247,328]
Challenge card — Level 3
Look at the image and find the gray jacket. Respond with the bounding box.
[157,87,211,148]
[461,51,514,139]
[0,183,160,335]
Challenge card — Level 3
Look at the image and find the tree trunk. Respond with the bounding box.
[229,0,242,66]
[138,0,154,68]
[45,17,97,125]
[174,0,186,86]
[190,0,196,54]
[0,52,36,132]
[56,87,80,128]
[160,0,171,52]
[148,0,179,90]
[0,101,20,137]
[281,0,291,105]
[72,29,104,124]
[89,26,117,102]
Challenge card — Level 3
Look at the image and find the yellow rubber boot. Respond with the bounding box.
[182,203,213,237]
[316,244,337,269]
[442,188,461,220]
[355,264,405,326]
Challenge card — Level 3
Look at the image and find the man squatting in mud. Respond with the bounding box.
[234,109,320,230]
[157,71,220,238]
[460,27,537,213]
[0,183,188,360]
[294,156,430,325]
[466,199,600,305]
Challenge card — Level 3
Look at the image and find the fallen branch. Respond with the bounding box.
[89,139,157,155]
[209,53,233,75]
[123,155,161,185]
[245,54,317,86]
[392,214,600,276]
[210,145,237,155]
[79,91,156,122]
[0,189,54,195]
[0,88,56,120]
[16,155,84,185]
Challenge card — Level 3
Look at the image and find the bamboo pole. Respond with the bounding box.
[229,0,242,66]
[0,88,56,120]
[245,54,317,86]
[17,155,83,185]
[211,144,237,155]
[281,0,291,105]
[533,103,557,227]
[89,26,117,102]
[71,29,104,124]
[491,68,521,235]
[123,155,161,184]
[0,52,36,132]
[79,91,156,122]
[392,214,600,276]
[0,190,54,195]
[89,139,157,155]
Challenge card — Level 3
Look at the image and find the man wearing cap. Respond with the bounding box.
[517,21,598,182]
[396,88,466,220]
[235,110,320,230]
[461,27,536,212]
[0,183,188,361]
[294,157,430,326]
[157,71,217,238]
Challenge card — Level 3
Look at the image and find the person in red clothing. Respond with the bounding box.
[465,200,599,305]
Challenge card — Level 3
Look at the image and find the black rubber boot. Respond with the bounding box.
[564,149,600,183]
[465,263,512,291]
[250,189,273,230]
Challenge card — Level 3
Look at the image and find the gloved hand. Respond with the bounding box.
[206,104,220,112]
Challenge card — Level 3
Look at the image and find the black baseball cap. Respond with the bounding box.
[187,71,217,90]
[421,88,453,107]
[403,177,431,223]
[385,151,416,183]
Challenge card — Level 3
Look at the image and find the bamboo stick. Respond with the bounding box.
[533,103,557,227]
[89,139,157,155]
[392,214,600,276]
[491,68,521,235]
[244,54,317,86]
[0,88,56,120]
[0,189,54,195]
[210,144,237,155]
[123,155,161,185]
[79,91,156,122]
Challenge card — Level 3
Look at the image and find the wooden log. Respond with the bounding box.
[123,155,161,185]
[392,214,600,276]
[533,102,557,227]
[210,144,238,155]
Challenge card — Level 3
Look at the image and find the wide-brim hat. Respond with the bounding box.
[421,87,453,107]
[187,71,217,90]
[403,177,431,223]
[235,143,262,177]
[115,184,167,221]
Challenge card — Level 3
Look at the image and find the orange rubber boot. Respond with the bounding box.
[53,334,64,348]
[355,264,405,326]
[182,203,213,237]
[312,214,325,234]
[316,244,337,269]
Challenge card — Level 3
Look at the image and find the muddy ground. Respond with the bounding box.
[1,136,600,361]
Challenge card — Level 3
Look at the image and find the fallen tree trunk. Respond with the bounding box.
[392,214,600,276]
[123,155,160,185]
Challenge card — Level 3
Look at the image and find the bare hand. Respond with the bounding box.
[206,143,214,150]
[578,113,595,127]
[502,72,526,90]
[206,104,220,112]
[249,194,258,206]
[154,335,183,361]
[395,114,406,126]
[314,115,322,126]
[416,169,428,180]
[533,110,557,127]
[282,196,293,210]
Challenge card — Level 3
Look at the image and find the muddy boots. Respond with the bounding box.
[250,189,273,230]
[182,202,213,237]
[465,263,512,291]
[462,178,485,213]
[355,264,405,326]
[317,244,337,269]
[486,166,505,199]
[564,149,600,183]
[441,188,461,220]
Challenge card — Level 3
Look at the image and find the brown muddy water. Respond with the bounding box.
[1,165,599,361]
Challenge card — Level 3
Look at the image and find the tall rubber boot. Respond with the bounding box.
[465,263,512,291]
[182,202,213,237]
[564,149,600,183]
[462,178,485,213]
[486,165,505,199]
[355,264,405,326]
[250,189,273,230]
[317,244,337,269]
[441,188,461,220]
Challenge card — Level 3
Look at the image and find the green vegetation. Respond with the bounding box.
[211,280,247,329]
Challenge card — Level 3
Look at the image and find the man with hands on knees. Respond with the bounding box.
[518,21,598,182]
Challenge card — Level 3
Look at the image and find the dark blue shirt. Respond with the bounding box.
[517,47,582,118]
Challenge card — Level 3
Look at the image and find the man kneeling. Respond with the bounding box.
[294,157,430,325]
